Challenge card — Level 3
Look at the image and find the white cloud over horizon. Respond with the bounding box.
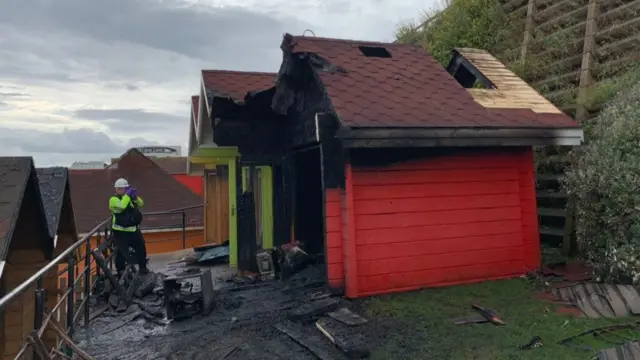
[0,0,439,167]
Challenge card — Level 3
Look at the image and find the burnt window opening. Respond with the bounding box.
[359,46,392,58]
[447,56,495,89]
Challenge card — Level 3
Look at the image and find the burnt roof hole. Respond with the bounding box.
[448,56,495,89]
[359,46,392,58]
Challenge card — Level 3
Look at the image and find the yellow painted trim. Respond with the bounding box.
[228,159,238,267]
[190,155,236,165]
[258,166,274,249]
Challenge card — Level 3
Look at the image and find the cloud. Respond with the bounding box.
[0,0,430,166]
[0,0,305,71]
[73,108,184,131]
[0,127,161,166]
[0,92,29,98]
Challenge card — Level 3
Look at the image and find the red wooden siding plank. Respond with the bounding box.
[357,247,524,276]
[356,220,523,245]
[325,188,341,202]
[355,207,522,230]
[344,162,359,298]
[326,246,342,263]
[325,200,341,218]
[325,189,344,288]
[353,180,519,200]
[352,168,519,186]
[353,193,521,215]
[357,261,525,294]
[326,216,341,233]
[353,151,525,172]
[328,262,344,282]
[326,232,342,249]
[356,233,523,261]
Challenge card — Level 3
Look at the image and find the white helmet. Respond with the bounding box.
[114,178,129,188]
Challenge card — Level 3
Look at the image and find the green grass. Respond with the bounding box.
[365,279,637,360]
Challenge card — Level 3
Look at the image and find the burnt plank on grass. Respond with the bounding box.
[288,298,340,321]
[328,308,368,326]
[316,317,370,359]
[452,314,488,325]
[274,321,337,360]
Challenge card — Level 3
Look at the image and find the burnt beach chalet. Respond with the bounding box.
[187,33,583,298]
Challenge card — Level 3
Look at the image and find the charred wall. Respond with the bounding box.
[212,89,288,163]
[271,47,336,149]
[271,46,345,190]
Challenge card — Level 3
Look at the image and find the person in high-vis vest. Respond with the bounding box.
[110,178,149,276]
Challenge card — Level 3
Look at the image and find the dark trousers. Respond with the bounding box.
[113,229,148,272]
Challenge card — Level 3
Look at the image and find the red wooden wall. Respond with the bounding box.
[329,147,540,298]
[173,174,203,196]
[325,189,343,289]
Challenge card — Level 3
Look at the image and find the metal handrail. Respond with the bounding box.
[0,204,203,309]
[1,203,203,359]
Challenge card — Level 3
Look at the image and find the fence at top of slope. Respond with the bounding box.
[500,0,640,122]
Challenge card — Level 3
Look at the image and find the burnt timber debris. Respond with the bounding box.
[76,253,374,359]
[558,322,640,353]
[327,308,368,326]
[530,260,640,319]
[163,269,215,321]
[454,304,505,326]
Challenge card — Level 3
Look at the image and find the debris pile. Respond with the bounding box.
[529,260,640,319]
[93,253,216,324]
[277,299,371,359]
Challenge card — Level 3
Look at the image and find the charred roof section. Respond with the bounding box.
[272,33,579,130]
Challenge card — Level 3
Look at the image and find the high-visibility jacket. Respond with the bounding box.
[109,194,144,232]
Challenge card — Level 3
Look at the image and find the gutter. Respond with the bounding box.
[337,127,584,147]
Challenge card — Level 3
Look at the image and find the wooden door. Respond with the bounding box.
[204,170,230,244]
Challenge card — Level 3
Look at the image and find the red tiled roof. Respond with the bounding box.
[191,95,199,126]
[69,149,203,234]
[150,157,187,174]
[284,35,578,129]
[201,70,276,102]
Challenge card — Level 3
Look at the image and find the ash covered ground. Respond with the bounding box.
[73,254,388,360]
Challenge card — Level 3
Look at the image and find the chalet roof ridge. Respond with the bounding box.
[286,33,418,48]
[201,69,276,76]
[0,157,52,262]
[35,167,75,240]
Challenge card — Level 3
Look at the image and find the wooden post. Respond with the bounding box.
[520,0,537,63]
[576,0,599,121]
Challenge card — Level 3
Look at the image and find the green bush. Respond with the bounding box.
[563,81,640,284]
[395,0,521,66]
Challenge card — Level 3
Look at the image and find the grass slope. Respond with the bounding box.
[365,279,635,360]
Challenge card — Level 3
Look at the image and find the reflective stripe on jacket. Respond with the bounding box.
[109,194,144,232]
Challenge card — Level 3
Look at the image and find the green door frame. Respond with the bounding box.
[189,147,240,266]
[240,165,274,250]
[190,148,275,266]
[257,166,274,249]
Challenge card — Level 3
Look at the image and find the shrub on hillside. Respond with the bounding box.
[564,82,640,284]
[395,0,520,65]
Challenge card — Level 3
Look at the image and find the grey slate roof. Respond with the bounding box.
[0,157,50,261]
[36,167,71,238]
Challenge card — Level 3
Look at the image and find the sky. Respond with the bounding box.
[0,0,440,167]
